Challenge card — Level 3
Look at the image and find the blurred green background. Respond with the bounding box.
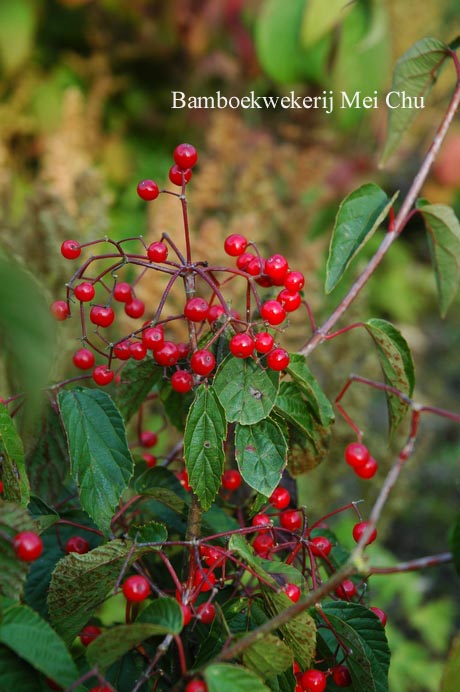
[1,1,460,690]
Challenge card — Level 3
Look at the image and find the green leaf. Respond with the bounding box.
[0,0,37,75]
[286,421,331,476]
[134,465,188,515]
[364,319,415,433]
[128,520,167,546]
[235,419,287,497]
[318,602,390,692]
[0,502,35,599]
[263,591,316,670]
[243,634,293,679]
[48,539,146,644]
[441,634,460,692]
[418,203,460,316]
[381,37,451,163]
[274,382,316,437]
[229,534,306,590]
[325,185,396,293]
[0,600,79,688]
[255,0,307,83]
[159,378,194,431]
[27,496,58,533]
[184,385,227,511]
[286,354,334,426]
[450,513,460,576]
[205,663,270,692]
[0,403,29,506]
[115,356,163,421]
[214,355,280,425]
[58,388,134,534]
[0,645,38,692]
[301,0,351,46]
[137,596,183,633]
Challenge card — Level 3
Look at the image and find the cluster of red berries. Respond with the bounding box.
[344,442,378,479]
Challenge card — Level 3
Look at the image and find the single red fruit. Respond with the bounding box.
[147,241,168,262]
[280,509,302,531]
[88,687,112,692]
[129,341,147,360]
[177,342,190,359]
[264,254,289,285]
[73,348,95,370]
[51,300,70,321]
[199,546,223,567]
[113,340,131,360]
[246,256,264,276]
[207,304,225,323]
[352,521,377,546]
[253,533,274,556]
[335,579,357,600]
[229,333,255,358]
[92,365,114,386]
[266,348,290,371]
[344,442,370,469]
[140,430,158,448]
[254,331,275,354]
[113,281,132,302]
[90,305,115,328]
[184,297,209,322]
[74,282,95,302]
[122,575,151,602]
[0,480,3,493]
[142,325,164,351]
[65,536,90,555]
[171,369,194,393]
[260,300,286,326]
[142,453,157,467]
[194,569,216,593]
[310,536,332,557]
[61,239,81,260]
[224,234,248,257]
[137,179,159,201]
[173,143,198,169]
[355,456,378,479]
[277,289,302,312]
[332,664,352,687]
[190,349,215,377]
[236,252,255,271]
[270,487,291,509]
[169,164,192,186]
[154,341,180,366]
[181,603,192,626]
[299,668,327,692]
[13,531,43,562]
[284,583,301,602]
[185,680,207,692]
[251,513,271,531]
[370,606,387,626]
[79,625,102,647]
[125,298,145,319]
[177,469,191,491]
[284,270,305,292]
[222,469,242,491]
[46,679,63,691]
[197,602,216,624]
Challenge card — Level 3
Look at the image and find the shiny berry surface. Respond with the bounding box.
[344,442,370,468]
[185,680,207,692]
[147,241,168,262]
[229,333,254,358]
[284,583,301,602]
[370,606,387,626]
[92,365,114,386]
[254,331,275,354]
[65,536,90,554]
[277,289,301,312]
[270,487,291,509]
[79,625,102,647]
[137,179,159,200]
[61,239,81,259]
[284,270,305,292]
[260,300,286,325]
[224,234,248,257]
[266,348,290,371]
[13,531,43,562]
[264,254,289,284]
[190,349,215,377]
[51,300,70,321]
[173,143,198,169]
[222,469,242,491]
[332,664,352,687]
[299,669,327,692]
[125,298,145,319]
[113,282,132,302]
[352,521,377,545]
[74,282,95,302]
[197,602,216,624]
[280,509,302,531]
[355,456,378,479]
[184,297,209,322]
[142,326,164,351]
[154,341,180,366]
[122,575,151,602]
[73,348,95,370]
[169,164,192,186]
[310,536,332,557]
[171,369,194,393]
[90,305,115,328]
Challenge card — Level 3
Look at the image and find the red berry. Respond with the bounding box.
[154,341,180,366]
[74,282,95,302]
[142,326,165,351]
[266,348,290,371]
[251,513,271,531]
[190,349,215,377]
[61,239,81,260]
[193,569,216,593]
[253,533,274,556]
[79,625,102,647]
[300,669,327,692]
[46,679,63,690]
[270,487,291,509]
[122,575,151,602]
[147,241,168,263]
[260,300,286,326]
[207,305,225,323]
[335,579,357,600]
[51,300,70,321]
[13,531,43,562]
[284,270,305,292]
[254,331,275,354]
[142,453,157,467]
[65,536,90,555]
[229,333,255,358]
[173,143,198,169]
[125,298,145,319]
[236,252,255,271]
[185,680,207,692]
[310,536,332,557]
[169,164,192,186]
[224,234,248,257]
[355,456,378,479]
[113,282,132,302]
[197,602,216,624]
[352,521,377,546]
[0,480,3,493]
[284,583,301,602]
[184,297,209,322]
[137,179,159,201]
[73,348,95,370]
[370,606,387,626]
[264,254,289,285]
[88,686,112,692]
[171,370,194,393]
[277,289,302,312]
[177,342,190,359]
[181,603,192,626]
[129,342,147,360]
[140,431,158,448]
[90,305,115,328]
[344,443,370,469]
[92,365,114,386]
[280,509,302,531]
[199,546,223,567]
[113,340,131,360]
[332,665,352,687]
[222,469,242,491]
[246,256,264,276]
[177,469,191,491]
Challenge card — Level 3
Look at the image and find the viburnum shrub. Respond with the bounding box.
[2,37,460,692]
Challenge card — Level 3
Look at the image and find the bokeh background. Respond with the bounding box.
[1,1,460,690]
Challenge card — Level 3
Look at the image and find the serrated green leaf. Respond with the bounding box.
[255,0,307,83]
[286,354,334,426]
[48,539,146,644]
[0,502,35,599]
[0,403,29,506]
[205,663,270,692]
[235,419,287,497]
[381,37,451,163]
[58,388,134,534]
[318,602,390,692]
[301,0,351,47]
[87,621,175,671]
[263,591,316,670]
[441,634,460,692]
[115,356,163,421]
[128,520,167,545]
[364,319,415,433]
[450,514,460,576]
[274,382,315,436]
[214,355,280,425]
[0,601,79,688]
[137,596,183,633]
[326,185,396,293]
[184,385,227,511]
[26,404,69,506]
[243,634,293,679]
[418,204,460,316]
[104,652,150,692]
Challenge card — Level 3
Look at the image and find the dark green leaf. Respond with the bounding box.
[0,501,35,599]
[159,377,194,431]
[0,403,29,506]
[26,404,69,506]
[137,596,183,633]
[115,356,163,421]
[128,520,167,546]
[105,652,150,692]
[263,591,316,670]
[364,319,415,433]
[214,355,280,425]
[86,621,176,670]
[27,496,58,533]
[286,355,334,426]
[0,645,38,692]
[255,0,307,83]
[184,385,227,511]
[229,534,306,590]
[418,204,460,316]
[58,388,134,534]
[450,514,460,576]
[275,382,315,436]
[325,185,397,293]
[243,634,293,679]
[235,419,287,497]
[134,465,188,515]
[205,663,270,692]
[381,37,451,163]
